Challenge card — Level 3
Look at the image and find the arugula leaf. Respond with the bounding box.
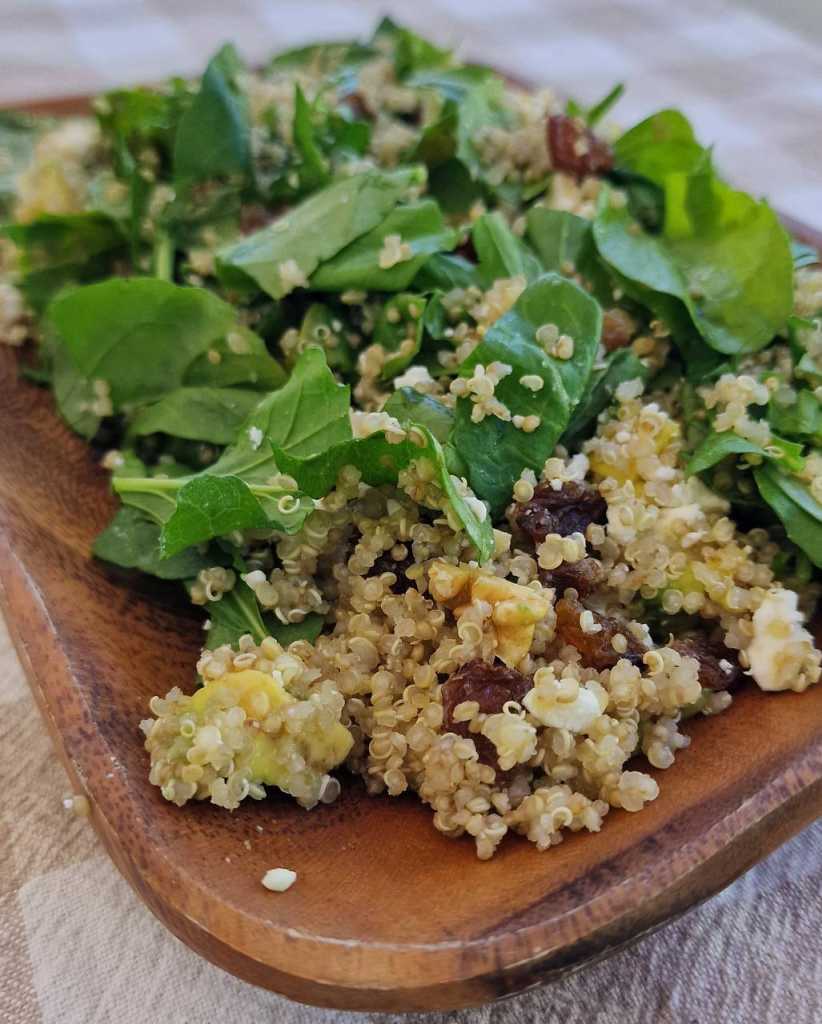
[310,199,457,292]
[472,212,541,285]
[452,273,601,514]
[3,213,126,312]
[93,506,218,579]
[173,44,252,186]
[754,465,822,568]
[276,424,493,561]
[114,349,347,550]
[128,387,262,444]
[413,98,458,167]
[526,208,590,274]
[183,326,286,390]
[561,349,650,450]
[585,83,625,127]
[292,84,330,193]
[408,65,509,183]
[218,167,423,298]
[593,174,792,355]
[47,278,238,409]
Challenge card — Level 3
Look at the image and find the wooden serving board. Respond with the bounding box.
[1,94,821,1012]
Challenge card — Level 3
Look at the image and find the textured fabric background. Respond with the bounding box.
[1,2,821,1022]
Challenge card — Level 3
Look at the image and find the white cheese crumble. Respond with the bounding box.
[248,426,264,450]
[262,867,297,892]
[748,589,819,692]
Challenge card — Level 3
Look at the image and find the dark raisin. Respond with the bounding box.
[555,595,645,670]
[441,659,531,769]
[370,550,415,594]
[669,635,744,692]
[512,480,606,546]
[601,307,637,352]
[340,91,372,120]
[540,557,605,598]
[547,114,614,178]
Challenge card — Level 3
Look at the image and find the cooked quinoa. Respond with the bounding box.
[3,20,822,858]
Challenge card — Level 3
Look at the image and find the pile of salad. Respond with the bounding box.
[2,20,821,859]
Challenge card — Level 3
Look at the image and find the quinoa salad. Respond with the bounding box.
[3,20,822,860]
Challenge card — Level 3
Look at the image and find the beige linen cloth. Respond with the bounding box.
[1,2,822,1021]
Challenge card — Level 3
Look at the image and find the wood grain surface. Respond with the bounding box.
[1,96,821,1012]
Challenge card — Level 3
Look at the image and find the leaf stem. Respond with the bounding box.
[153,230,174,281]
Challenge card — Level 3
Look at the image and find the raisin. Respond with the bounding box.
[601,307,637,352]
[540,557,605,598]
[441,659,531,769]
[340,91,372,120]
[371,550,415,594]
[547,114,614,178]
[555,595,645,670]
[669,635,744,692]
[512,480,606,546]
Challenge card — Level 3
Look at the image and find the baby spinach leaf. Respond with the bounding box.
[183,327,286,390]
[384,388,454,443]
[413,251,480,290]
[769,389,822,443]
[374,293,427,379]
[3,213,126,312]
[561,349,649,449]
[204,581,324,651]
[472,212,541,285]
[593,175,792,355]
[209,347,351,483]
[205,580,268,648]
[309,199,458,292]
[93,506,217,579]
[297,303,355,373]
[50,342,102,440]
[276,424,493,562]
[754,465,822,568]
[173,44,252,186]
[128,387,262,444]
[48,278,238,409]
[614,109,705,186]
[160,475,271,556]
[268,613,325,646]
[413,98,458,167]
[452,273,601,514]
[526,208,590,274]
[218,167,423,298]
[686,431,769,475]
